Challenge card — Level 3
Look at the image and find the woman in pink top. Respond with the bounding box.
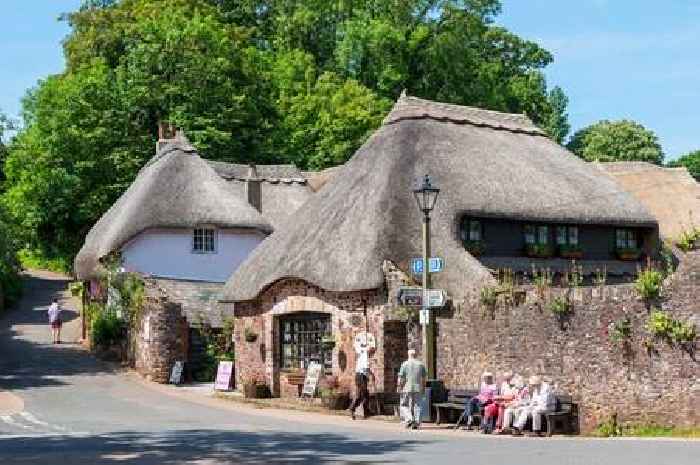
[463,371,497,429]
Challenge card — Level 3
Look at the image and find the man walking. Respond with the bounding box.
[47,299,62,344]
[398,349,427,430]
[348,340,371,420]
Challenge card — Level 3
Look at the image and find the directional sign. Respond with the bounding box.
[397,286,447,308]
[397,286,423,306]
[424,289,447,308]
[411,257,444,274]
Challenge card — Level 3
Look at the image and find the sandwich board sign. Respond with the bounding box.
[302,361,323,397]
[215,361,234,391]
[170,361,184,385]
[411,257,444,274]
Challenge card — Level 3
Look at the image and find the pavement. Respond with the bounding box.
[0,270,698,464]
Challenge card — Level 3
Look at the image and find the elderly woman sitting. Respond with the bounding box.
[463,371,497,429]
[482,371,518,434]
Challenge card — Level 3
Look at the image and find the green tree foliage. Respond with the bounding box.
[4,0,570,264]
[567,120,664,164]
[668,150,700,181]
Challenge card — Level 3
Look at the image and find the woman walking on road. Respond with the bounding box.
[48,299,62,344]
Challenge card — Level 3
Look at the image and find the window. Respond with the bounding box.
[193,228,216,253]
[460,218,482,242]
[616,229,637,249]
[556,226,579,246]
[525,225,550,245]
[280,313,332,371]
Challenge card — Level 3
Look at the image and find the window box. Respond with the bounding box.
[525,243,554,258]
[462,239,485,256]
[558,244,583,259]
[616,247,642,261]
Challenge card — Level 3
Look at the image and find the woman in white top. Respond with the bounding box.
[47,299,62,344]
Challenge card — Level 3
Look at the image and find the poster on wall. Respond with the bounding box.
[170,361,184,385]
[302,361,323,397]
[215,361,234,391]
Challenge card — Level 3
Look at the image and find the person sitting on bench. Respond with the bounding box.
[512,375,556,437]
[498,375,529,434]
[483,371,519,433]
[463,371,497,429]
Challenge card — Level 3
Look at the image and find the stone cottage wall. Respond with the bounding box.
[437,251,700,432]
[232,279,398,398]
[131,283,189,383]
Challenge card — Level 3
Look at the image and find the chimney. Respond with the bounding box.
[245,163,262,212]
[157,121,178,153]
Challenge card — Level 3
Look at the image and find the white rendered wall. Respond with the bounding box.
[121,228,265,283]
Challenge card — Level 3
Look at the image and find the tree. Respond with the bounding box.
[5,0,571,265]
[567,120,664,165]
[668,150,700,181]
[0,109,16,186]
[543,86,570,144]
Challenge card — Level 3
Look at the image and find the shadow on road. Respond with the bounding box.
[0,271,118,391]
[0,429,421,464]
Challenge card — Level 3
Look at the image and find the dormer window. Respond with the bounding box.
[556,226,579,246]
[193,227,216,254]
[460,219,482,242]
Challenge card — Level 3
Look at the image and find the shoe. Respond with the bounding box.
[526,431,541,437]
[511,428,523,436]
[411,423,419,430]
[349,409,356,420]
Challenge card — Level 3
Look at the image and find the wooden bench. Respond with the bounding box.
[543,395,577,436]
[433,389,479,428]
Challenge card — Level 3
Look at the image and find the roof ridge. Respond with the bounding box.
[385,94,545,136]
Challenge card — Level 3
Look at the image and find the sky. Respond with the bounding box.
[1,1,698,161]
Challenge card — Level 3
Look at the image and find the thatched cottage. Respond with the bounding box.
[222,94,662,403]
[75,126,314,328]
[596,162,700,239]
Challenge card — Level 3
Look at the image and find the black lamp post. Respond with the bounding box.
[413,174,440,380]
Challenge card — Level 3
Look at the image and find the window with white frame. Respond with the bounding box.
[193,228,216,253]
[556,226,579,246]
[525,224,550,245]
[616,229,637,249]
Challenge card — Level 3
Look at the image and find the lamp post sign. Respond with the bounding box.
[410,257,444,275]
[397,286,446,309]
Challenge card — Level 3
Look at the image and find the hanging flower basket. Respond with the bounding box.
[616,248,642,261]
[244,327,258,343]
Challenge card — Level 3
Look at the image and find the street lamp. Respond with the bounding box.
[413,174,440,380]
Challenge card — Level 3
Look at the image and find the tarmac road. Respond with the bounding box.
[0,270,697,465]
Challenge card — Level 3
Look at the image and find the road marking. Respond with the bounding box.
[18,411,68,431]
[1,414,32,429]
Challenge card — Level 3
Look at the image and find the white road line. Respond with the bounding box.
[0,415,32,429]
[19,412,68,431]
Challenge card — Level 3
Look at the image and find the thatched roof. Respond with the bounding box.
[224,97,656,301]
[596,162,700,239]
[208,161,313,229]
[222,95,657,302]
[75,140,273,280]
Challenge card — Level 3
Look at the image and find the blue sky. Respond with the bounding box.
[1,1,698,160]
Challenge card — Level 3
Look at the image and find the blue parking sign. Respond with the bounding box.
[411,257,443,274]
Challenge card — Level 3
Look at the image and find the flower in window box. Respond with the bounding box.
[525,243,554,258]
[559,244,583,259]
[616,247,642,261]
[463,239,485,256]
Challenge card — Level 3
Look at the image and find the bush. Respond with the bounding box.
[634,267,663,302]
[91,312,125,347]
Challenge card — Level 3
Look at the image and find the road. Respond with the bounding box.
[0,270,697,464]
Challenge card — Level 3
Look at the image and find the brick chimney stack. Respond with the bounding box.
[245,163,262,212]
[157,121,178,153]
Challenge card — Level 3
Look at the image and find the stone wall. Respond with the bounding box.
[436,251,700,432]
[131,282,189,383]
[231,278,395,398]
